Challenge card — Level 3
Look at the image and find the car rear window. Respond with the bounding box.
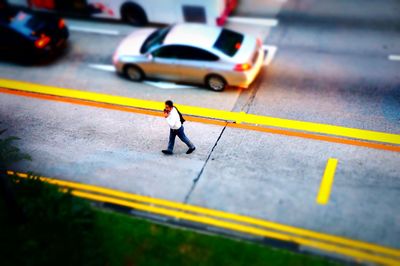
[140,26,171,54]
[213,29,244,57]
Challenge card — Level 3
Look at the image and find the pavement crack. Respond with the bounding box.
[183,124,227,204]
[232,67,266,114]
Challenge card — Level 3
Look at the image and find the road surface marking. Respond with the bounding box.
[388,55,400,61]
[8,171,400,265]
[227,16,279,27]
[87,64,198,90]
[317,158,338,205]
[9,171,400,259]
[225,122,400,152]
[1,78,399,147]
[0,79,399,151]
[235,111,247,124]
[6,86,398,153]
[72,191,398,266]
[263,45,278,66]
[143,81,198,90]
[69,26,120,35]
[88,64,115,72]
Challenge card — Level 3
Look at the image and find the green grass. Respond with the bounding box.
[0,176,344,266]
[95,210,343,266]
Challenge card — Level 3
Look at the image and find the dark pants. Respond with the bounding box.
[167,126,195,152]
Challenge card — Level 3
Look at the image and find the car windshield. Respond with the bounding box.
[140,26,171,54]
[213,29,244,57]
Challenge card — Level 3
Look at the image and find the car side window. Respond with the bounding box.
[176,46,219,61]
[152,45,219,61]
[152,46,178,59]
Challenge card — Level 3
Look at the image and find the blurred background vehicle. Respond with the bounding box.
[113,23,265,92]
[0,6,68,61]
[6,0,237,26]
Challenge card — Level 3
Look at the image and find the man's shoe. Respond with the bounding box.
[162,150,173,155]
[186,147,196,154]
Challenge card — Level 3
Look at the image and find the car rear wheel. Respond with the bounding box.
[124,65,144,81]
[121,3,148,26]
[206,75,227,92]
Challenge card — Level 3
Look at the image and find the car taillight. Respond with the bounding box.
[234,63,251,72]
[235,42,241,50]
[58,19,65,29]
[35,35,51,49]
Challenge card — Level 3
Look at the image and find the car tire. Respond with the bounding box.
[121,3,148,26]
[124,65,144,81]
[206,75,227,92]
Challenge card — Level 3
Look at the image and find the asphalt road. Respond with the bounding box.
[0,0,399,260]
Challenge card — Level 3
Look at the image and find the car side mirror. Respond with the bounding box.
[147,53,153,61]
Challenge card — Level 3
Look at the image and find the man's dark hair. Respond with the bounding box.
[165,100,173,107]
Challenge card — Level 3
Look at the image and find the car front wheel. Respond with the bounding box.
[206,75,227,92]
[124,65,144,81]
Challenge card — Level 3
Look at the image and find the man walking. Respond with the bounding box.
[162,100,195,155]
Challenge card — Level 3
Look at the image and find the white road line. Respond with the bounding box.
[263,45,278,66]
[88,64,194,90]
[143,81,196,90]
[227,16,279,27]
[69,26,120,35]
[388,54,400,61]
[88,64,115,72]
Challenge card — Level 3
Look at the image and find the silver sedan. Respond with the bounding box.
[113,23,265,91]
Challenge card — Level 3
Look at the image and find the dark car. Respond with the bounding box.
[0,7,69,61]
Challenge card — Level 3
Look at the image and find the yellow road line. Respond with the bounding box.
[72,190,399,265]
[2,86,399,153]
[1,78,399,145]
[9,171,400,259]
[317,158,338,205]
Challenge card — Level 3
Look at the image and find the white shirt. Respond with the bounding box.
[166,107,181,129]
